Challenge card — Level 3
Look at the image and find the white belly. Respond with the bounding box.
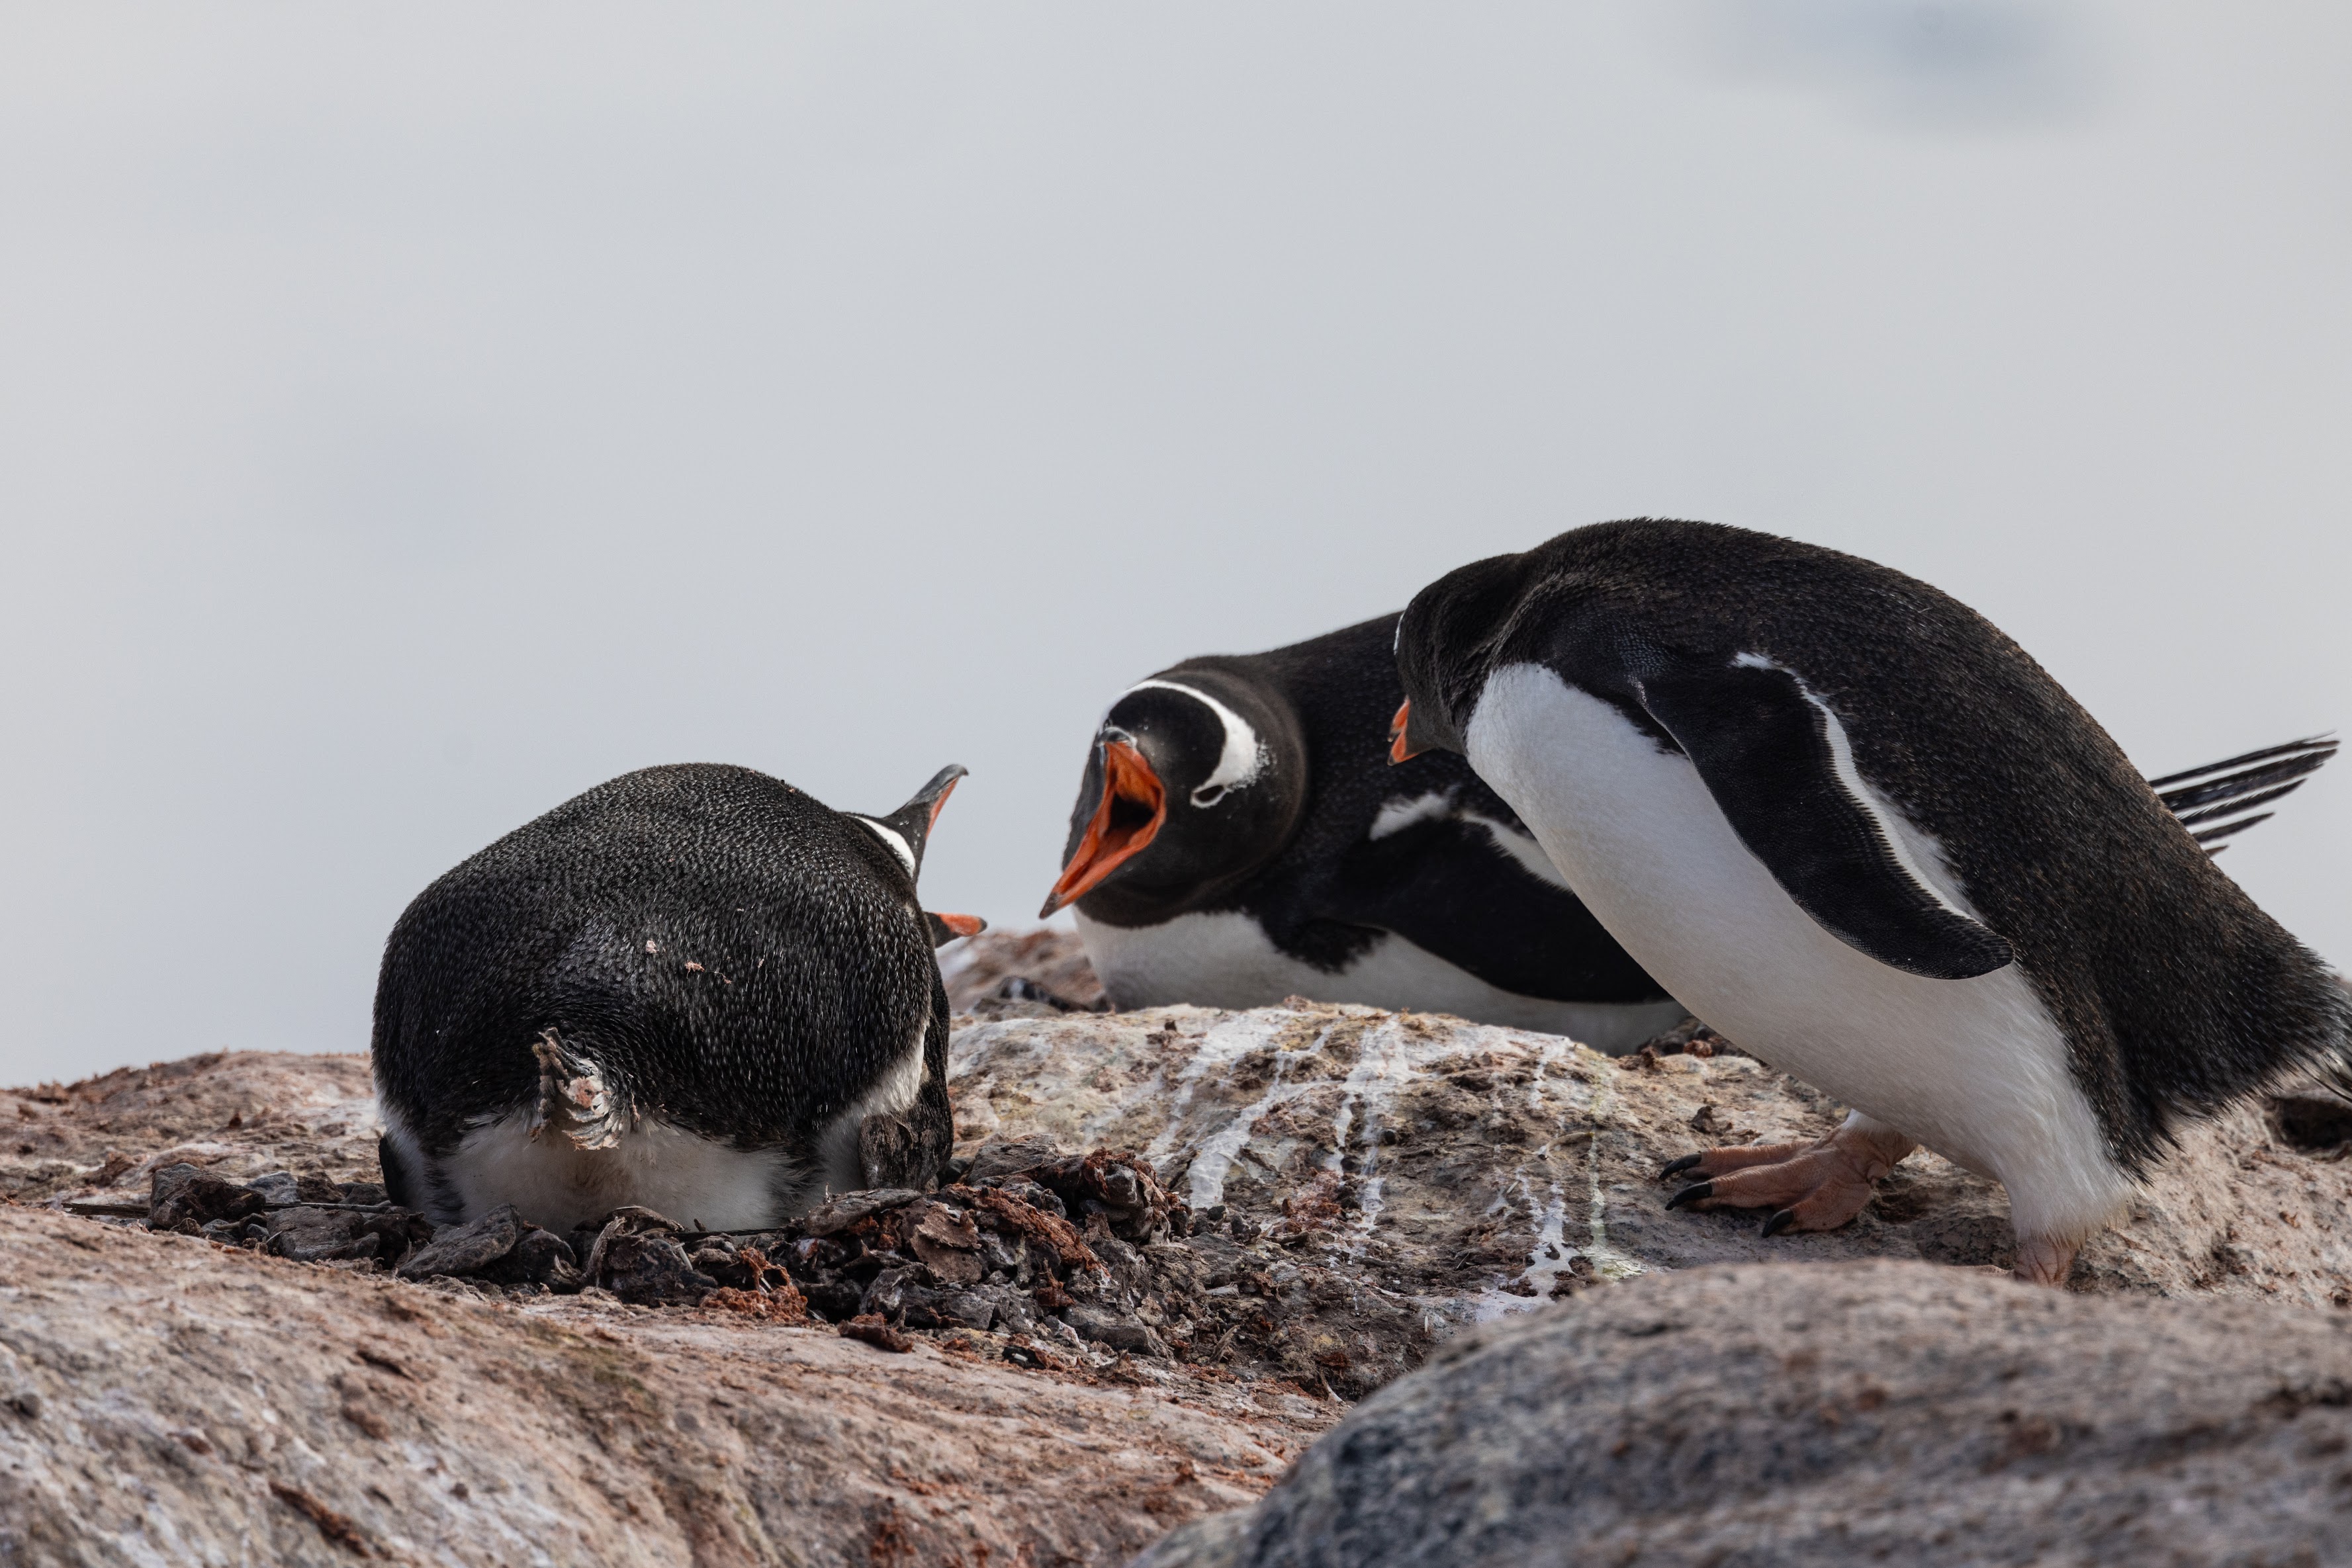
[385,1024,928,1233]
[1076,908,1686,1053]
[1465,662,2130,1241]
[414,1109,807,1234]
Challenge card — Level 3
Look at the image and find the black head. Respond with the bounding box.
[1040,669,1307,922]
[849,765,988,943]
[1391,552,1531,763]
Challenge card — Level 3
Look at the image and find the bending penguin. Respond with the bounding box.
[1392,519,2349,1284]
[373,762,983,1233]
[1042,615,1686,1050]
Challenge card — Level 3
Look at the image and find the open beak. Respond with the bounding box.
[1039,738,1167,917]
[1388,699,1422,764]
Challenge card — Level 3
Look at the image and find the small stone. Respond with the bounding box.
[839,1314,913,1352]
[242,1172,301,1207]
[795,1190,921,1239]
[485,1227,580,1289]
[909,1201,984,1285]
[931,1290,999,1332]
[149,1165,266,1233]
[264,1207,384,1265]
[600,1233,717,1307]
[1063,1302,1169,1358]
[396,1205,522,1281]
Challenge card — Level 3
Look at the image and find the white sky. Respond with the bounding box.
[1,3,2345,1086]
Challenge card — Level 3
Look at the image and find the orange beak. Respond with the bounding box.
[1388,699,1422,763]
[930,911,985,938]
[1039,739,1167,917]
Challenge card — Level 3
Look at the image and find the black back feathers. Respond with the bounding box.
[371,762,960,1183]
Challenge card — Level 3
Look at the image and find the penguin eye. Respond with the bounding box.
[1190,784,1230,808]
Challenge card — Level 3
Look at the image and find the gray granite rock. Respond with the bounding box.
[1134,1258,2352,1567]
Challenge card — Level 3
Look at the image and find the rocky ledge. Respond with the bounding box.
[3,934,2349,1563]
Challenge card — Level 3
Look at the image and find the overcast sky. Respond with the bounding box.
[3,3,2345,1086]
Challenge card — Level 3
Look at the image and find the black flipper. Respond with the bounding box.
[1634,660,2014,980]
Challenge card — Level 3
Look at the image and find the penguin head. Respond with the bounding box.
[1040,670,1306,922]
[849,765,989,945]
[848,763,974,889]
[1392,552,1527,762]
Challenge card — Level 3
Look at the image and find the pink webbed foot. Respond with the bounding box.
[2010,1233,2079,1287]
[1661,1116,1917,1237]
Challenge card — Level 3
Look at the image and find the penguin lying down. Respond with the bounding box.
[1042,614,1685,1050]
[1393,519,2351,1284]
[373,763,982,1233]
[1047,615,2325,1051]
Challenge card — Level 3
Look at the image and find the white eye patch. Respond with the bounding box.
[1119,679,1269,808]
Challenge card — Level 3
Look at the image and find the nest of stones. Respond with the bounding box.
[126,1139,1431,1396]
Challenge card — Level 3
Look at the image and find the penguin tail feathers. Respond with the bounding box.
[2150,734,2337,853]
[529,1029,633,1151]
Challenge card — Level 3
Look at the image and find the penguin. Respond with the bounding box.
[1040,615,1690,1051]
[373,762,983,1233]
[1044,614,2328,1055]
[1390,519,2349,1284]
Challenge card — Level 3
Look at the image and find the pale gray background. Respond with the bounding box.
[3,3,2345,1086]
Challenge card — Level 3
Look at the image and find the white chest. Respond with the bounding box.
[1464,662,2129,1239]
[1075,907,1685,1053]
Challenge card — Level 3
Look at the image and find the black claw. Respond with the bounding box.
[1661,1153,1703,1179]
[1761,1209,1797,1238]
[1665,1181,1713,1211]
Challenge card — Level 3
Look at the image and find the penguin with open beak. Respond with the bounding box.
[1393,519,2347,1284]
[1042,617,1687,1049]
[373,762,982,1232]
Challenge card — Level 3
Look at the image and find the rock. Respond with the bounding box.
[0,1206,1322,1565]
[147,1163,266,1233]
[9,1008,2352,1565]
[795,1188,922,1238]
[395,1204,521,1281]
[906,1198,985,1285]
[242,1170,302,1206]
[1066,1301,1171,1359]
[953,1001,2352,1312]
[970,1282,1040,1335]
[964,1134,1071,1184]
[930,1289,1001,1332]
[1027,1149,1175,1244]
[264,1205,384,1265]
[486,1225,582,1289]
[839,1313,917,1352]
[599,1232,717,1307]
[1134,1258,2352,1567]
[2274,1092,2352,1153]
[940,926,1107,1014]
[8,1051,382,1209]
